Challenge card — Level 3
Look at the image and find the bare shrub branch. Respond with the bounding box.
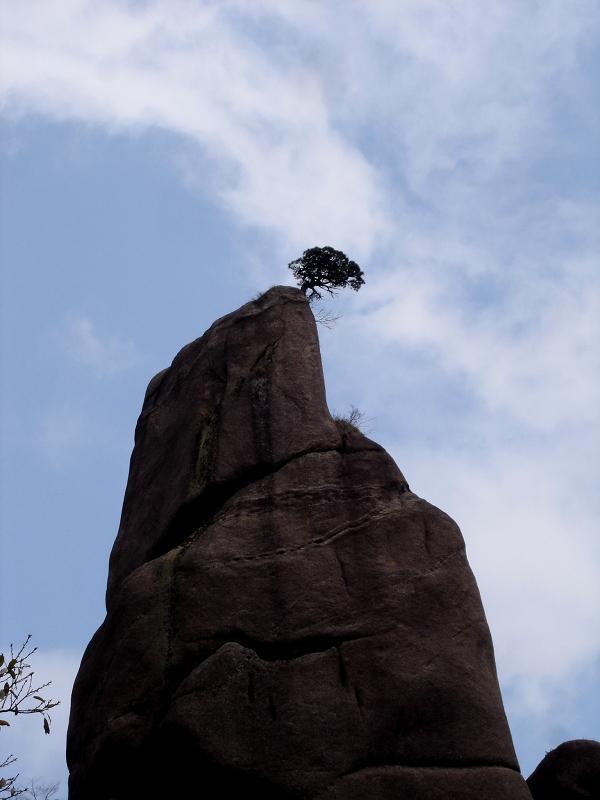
[313,307,342,330]
[332,405,374,435]
[1,638,60,799]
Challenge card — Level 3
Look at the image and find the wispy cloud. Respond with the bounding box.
[66,318,137,378]
[0,0,389,256]
[364,232,600,432]
[39,406,86,468]
[416,446,600,678]
[2,1,596,257]
[443,461,598,776]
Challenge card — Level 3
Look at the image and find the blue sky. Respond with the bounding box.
[1,0,599,792]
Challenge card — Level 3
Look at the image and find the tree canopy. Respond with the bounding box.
[288,246,364,302]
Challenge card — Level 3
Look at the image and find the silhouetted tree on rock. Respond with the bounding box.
[288,246,364,302]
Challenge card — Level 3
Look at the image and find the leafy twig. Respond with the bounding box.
[1,637,60,798]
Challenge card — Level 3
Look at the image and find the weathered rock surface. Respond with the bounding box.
[67,286,532,799]
[527,739,600,799]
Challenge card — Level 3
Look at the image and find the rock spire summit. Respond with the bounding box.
[67,286,532,799]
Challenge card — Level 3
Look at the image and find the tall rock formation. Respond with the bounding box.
[67,286,533,799]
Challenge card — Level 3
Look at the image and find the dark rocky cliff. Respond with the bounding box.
[527,740,600,799]
[67,286,533,799]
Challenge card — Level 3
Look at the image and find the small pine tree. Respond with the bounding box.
[288,246,364,302]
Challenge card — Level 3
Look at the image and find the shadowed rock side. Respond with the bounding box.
[67,286,532,800]
[527,739,600,799]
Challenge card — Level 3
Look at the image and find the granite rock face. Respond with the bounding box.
[67,286,532,799]
[527,739,600,799]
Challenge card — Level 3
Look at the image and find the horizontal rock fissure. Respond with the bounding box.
[207,631,379,663]
[338,759,522,778]
[149,442,405,563]
[166,539,465,603]
[198,500,423,570]
[103,636,380,728]
[77,632,364,750]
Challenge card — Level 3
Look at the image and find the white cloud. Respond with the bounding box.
[0,0,388,256]
[66,318,137,378]
[363,235,600,432]
[2,0,596,256]
[413,446,600,679]
[31,321,138,466]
